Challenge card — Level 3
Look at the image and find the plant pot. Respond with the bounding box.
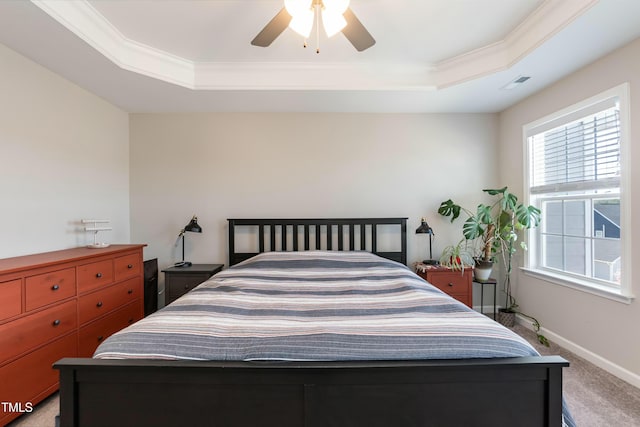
[474,259,493,281]
[497,309,516,327]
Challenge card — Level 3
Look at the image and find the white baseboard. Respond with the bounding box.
[472,304,498,315]
[516,314,640,389]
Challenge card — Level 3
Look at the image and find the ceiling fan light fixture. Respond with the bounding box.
[252,0,373,52]
[323,0,350,15]
[289,10,314,38]
[322,10,347,37]
[284,0,312,16]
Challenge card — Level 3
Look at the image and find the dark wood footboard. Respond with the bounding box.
[55,356,568,427]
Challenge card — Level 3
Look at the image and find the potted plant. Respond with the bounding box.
[439,239,474,272]
[438,187,549,346]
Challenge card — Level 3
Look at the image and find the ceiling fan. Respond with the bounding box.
[251,0,375,52]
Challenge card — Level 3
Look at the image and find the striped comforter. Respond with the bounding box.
[94,250,538,361]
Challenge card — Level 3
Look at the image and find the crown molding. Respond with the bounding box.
[194,62,435,91]
[32,0,194,87]
[433,0,598,88]
[31,0,597,92]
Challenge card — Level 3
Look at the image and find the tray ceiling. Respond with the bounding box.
[1,0,639,112]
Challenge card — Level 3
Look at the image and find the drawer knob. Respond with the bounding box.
[128,289,133,294]
[448,283,454,287]
[97,335,104,342]
[127,264,133,269]
[128,318,134,324]
[96,301,103,308]
[51,284,60,291]
[52,319,61,326]
[96,272,102,278]
[184,285,189,289]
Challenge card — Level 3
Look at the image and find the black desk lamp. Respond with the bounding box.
[415,217,439,265]
[174,215,202,268]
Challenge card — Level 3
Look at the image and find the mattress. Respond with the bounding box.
[94,250,538,361]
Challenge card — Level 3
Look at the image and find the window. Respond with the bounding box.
[524,84,631,301]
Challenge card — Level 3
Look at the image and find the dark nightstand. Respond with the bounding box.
[162,264,223,305]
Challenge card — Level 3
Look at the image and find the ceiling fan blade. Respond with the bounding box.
[341,8,375,52]
[251,8,292,47]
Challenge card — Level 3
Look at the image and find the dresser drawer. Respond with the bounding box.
[0,332,77,426]
[78,278,142,325]
[0,300,77,363]
[418,268,473,308]
[78,301,142,357]
[166,274,211,303]
[445,292,472,307]
[0,279,22,322]
[115,253,142,281]
[426,271,470,293]
[25,268,76,311]
[77,259,114,294]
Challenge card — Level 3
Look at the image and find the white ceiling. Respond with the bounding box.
[0,0,639,113]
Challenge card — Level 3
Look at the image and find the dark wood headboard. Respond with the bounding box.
[228,218,407,266]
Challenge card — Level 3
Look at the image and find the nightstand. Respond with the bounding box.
[162,264,223,305]
[416,265,473,308]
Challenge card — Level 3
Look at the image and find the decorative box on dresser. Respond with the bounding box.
[0,244,145,426]
[415,265,473,308]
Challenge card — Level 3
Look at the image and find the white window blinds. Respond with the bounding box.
[528,104,621,194]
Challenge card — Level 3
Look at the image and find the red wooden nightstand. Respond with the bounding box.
[415,265,473,308]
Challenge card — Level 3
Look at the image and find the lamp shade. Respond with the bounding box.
[183,216,202,233]
[284,0,312,16]
[415,218,433,234]
[323,0,350,15]
[289,10,314,38]
[322,0,349,37]
[322,9,347,37]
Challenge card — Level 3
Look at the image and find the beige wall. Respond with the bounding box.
[0,42,131,258]
[129,112,499,304]
[498,37,640,382]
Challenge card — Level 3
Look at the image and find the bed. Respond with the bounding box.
[55,218,572,427]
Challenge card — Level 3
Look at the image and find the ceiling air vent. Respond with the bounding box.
[501,76,531,90]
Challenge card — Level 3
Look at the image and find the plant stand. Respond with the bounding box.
[474,277,497,319]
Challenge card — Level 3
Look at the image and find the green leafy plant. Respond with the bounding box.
[439,240,474,272]
[438,187,541,264]
[438,187,548,346]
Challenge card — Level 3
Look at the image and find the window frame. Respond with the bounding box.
[522,83,633,303]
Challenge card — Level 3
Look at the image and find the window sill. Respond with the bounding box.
[521,267,634,304]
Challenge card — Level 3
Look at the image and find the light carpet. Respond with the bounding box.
[7,324,640,427]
